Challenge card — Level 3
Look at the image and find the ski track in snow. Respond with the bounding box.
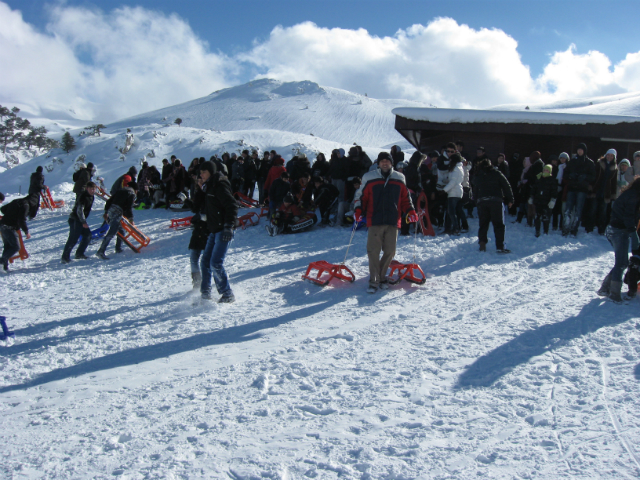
[1,193,640,479]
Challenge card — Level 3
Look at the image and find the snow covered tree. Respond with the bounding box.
[86,124,106,136]
[61,131,76,153]
[174,118,182,127]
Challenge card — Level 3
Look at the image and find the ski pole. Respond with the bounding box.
[342,220,358,265]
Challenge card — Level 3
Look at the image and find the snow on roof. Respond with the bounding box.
[392,107,640,125]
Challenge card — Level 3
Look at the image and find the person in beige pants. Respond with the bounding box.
[354,152,417,293]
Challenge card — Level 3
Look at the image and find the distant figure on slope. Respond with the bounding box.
[0,195,33,272]
[353,152,416,293]
[199,161,238,303]
[597,177,640,303]
[96,181,137,260]
[472,158,513,253]
[61,182,96,263]
[28,166,46,219]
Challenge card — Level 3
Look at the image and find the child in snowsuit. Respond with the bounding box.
[530,164,558,237]
[61,181,96,263]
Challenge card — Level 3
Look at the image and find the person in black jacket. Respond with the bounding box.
[188,171,209,289]
[110,166,138,195]
[562,143,596,236]
[96,182,137,259]
[311,176,340,224]
[28,166,46,219]
[199,161,238,303]
[1,195,33,271]
[73,162,95,199]
[473,158,514,253]
[530,164,558,237]
[257,152,272,204]
[597,178,640,302]
[61,182,96,263]
[311,153,330,180]
[269,172,292,216]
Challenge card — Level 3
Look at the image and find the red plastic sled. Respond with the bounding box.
[170,216,193,229]
[9,230,29,264]
[302,261,355,287]
[117,217,151,253]
[238,212,260,229]
[416,191,435,236]
[95,187,111,201]
[234,192,260,208]
[40,187,65,210]
[387,260,427,285]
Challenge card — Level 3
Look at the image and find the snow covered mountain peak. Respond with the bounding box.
[208,78,326,103]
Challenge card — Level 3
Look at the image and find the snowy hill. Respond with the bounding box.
[0,79,427,195]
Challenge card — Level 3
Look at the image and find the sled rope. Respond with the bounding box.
[342,221,358,265]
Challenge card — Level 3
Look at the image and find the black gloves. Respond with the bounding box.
[221,227,233,242]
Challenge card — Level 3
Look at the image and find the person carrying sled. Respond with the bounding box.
[597,177,640,303]
[199,161,238,303]
[61,181,96,263]
[353,152,417,293]
[96,181,137,260]
[0,195,33,272]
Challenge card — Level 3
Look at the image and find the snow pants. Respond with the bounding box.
[0,225,19,265]
[200,231,233,297]
[477,200,506,250]
[366,225,398,286]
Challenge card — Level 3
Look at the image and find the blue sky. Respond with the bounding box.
[2,0,639,121]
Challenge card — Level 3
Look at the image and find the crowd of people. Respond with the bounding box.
[1,141,640,303]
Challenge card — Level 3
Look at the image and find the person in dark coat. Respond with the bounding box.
[28,166,46,219]
[110,166,137,195]
[0,196,32,272]
[311,153,330,180]
[597,177,640,302]
[390,145,405,169]
[472,158,514,253]
[188,171,210,289]
[199,161,238,303]
[257,152,272,204]
[524,151,544,225]
[269,171,292,216]
[495,153,510,179]
[61,182,96,263]
[311,176,340,224]
[530,164,558,237]
[592,149,619,235]
[263,156,287,202]
[231,156,245,194]
[96,182,137,259]
[73,162,95,199]
[562,143,596,236]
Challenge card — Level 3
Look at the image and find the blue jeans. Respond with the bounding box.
[447,197,461,232]
[200,231,232,297]
[190,248,202,274]
[563,191,587,233]
[62,218,91,259]
[0,225,19,264]
[605,225,634,282]
[98,218,124,253]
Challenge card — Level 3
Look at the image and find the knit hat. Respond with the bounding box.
[542,164,553,177]
[87,162,94,170]
[338,148,345,156]
[122,175,132,185]
[378,152,392,163]
[199,161,217,176]
[634,151,640,159]
[577,143,588,154]
[298,152,307,160]
[620,159,631,168]
[558,152,569,161]
[605,148,617,161]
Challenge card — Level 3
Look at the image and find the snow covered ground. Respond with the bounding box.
[2,188,640,479]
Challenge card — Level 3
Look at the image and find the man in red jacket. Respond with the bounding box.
[354,152,417,293]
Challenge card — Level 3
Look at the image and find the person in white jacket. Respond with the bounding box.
[443,153,465,234]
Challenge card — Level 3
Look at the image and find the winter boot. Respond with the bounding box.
[95,250,109,260]
[479,242,487,252]
[609,281,623,304]
[191,271,202,290]
[218,292,235,304]
[597,274,611,296]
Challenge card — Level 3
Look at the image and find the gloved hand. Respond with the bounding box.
[528,197,534,205]
[406,210,419,223]
[221,227,233,242]
[354,208,363,223]
[548,199,556,209]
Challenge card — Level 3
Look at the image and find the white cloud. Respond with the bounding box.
[2,4,640,123]
[0,2,233,122]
